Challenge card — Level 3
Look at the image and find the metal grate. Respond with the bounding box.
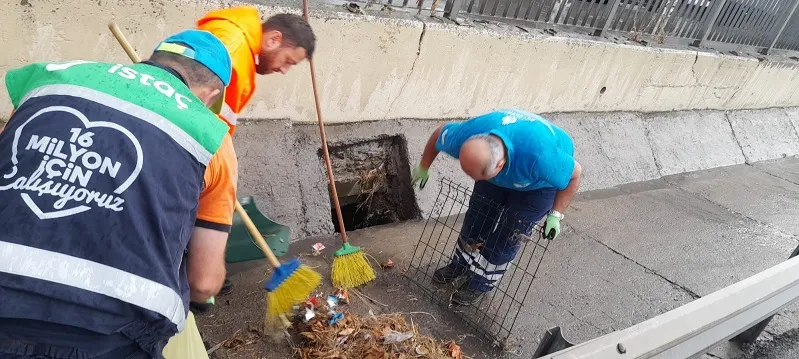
[404,177,552,347]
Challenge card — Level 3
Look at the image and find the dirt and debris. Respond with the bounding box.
[293,312,465,359]
[312,243,326,256]
[223,329,258,352]
[291,293,468,359]
[381,259,394,269]
[334,288,350,304]
[197,224,497,358]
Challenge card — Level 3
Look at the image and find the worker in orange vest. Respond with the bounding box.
[193,6,316,302]
[197,7,316,136]
[159,9,315,358]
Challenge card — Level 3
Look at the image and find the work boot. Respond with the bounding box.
[219,278,234,296]
[452,282,485,306]
[432,263,466,284]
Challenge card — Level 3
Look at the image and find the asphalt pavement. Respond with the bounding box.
[740,328,799,359]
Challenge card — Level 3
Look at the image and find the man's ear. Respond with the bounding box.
[495,158,506,173]
[203,89,222,108]
[193,87,222,108]
[263,30,284,51]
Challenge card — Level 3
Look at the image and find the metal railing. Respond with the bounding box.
[346,0,799,53]
[424,0,799,53]
[355,0,447,15]
[774,1,799,50]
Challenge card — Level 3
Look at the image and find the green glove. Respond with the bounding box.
[544,214,561,240]
[411,164,429,189]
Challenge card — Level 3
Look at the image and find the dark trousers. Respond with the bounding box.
[0,319,149,359]
[0,341,148,359]
[449,181,556,293]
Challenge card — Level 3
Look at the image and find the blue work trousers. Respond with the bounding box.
[450,181,556,293]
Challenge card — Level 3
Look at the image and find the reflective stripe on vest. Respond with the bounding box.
[20,84,214,166]
[0,240,186,331]
[219,103,238,127]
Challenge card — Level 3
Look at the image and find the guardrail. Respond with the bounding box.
[533,244,799,358]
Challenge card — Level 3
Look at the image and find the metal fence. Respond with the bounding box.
[404,177,552,348]
[450,0,799,52]
[355,0,799,54]
[775,2,799,50]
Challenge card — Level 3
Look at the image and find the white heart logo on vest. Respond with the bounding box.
[0,106,143,219]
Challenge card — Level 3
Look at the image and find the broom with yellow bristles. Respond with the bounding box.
[107,23,321,326]
[233,201,321,325]
[298,2,376,289]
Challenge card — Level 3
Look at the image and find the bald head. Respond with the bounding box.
[459,134,506,181]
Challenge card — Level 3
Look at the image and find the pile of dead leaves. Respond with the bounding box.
[293,312,465,359]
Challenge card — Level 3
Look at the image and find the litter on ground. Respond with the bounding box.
[291,292,467,359]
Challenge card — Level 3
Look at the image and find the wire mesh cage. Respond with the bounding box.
[404,177,553,348]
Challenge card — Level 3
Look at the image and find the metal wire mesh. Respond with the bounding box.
[404,177,552,346]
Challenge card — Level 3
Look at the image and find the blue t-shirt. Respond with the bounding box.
[435,109,575,191]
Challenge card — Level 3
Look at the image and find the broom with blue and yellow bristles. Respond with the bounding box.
[108,23,321,327]
[298,0,376,290]
[233,201,321,325]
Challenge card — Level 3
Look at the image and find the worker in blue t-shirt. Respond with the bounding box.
[411,109,582,305]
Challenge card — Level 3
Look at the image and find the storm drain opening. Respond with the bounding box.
[324,135,420,233]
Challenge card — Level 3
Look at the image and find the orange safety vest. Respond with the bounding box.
[197,6,263,135]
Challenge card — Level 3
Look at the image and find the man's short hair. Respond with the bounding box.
[263,14,317,58]
[149,47,224,102]
[467,134,505,177]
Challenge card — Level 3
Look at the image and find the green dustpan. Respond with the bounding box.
[225,196,291,263]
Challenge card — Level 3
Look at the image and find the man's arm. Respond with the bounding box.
[187,227,228,302]
[188,134,238,302]
[420,125,443,169]
[551,160,582,213]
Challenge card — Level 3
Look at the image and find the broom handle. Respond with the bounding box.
[107,23,283,269]
[108,23,141,63]
[302,3,350,244]
[234,201,282,268]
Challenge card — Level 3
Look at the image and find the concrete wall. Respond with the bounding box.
[234,107,799,239]
[5,0,799,123]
